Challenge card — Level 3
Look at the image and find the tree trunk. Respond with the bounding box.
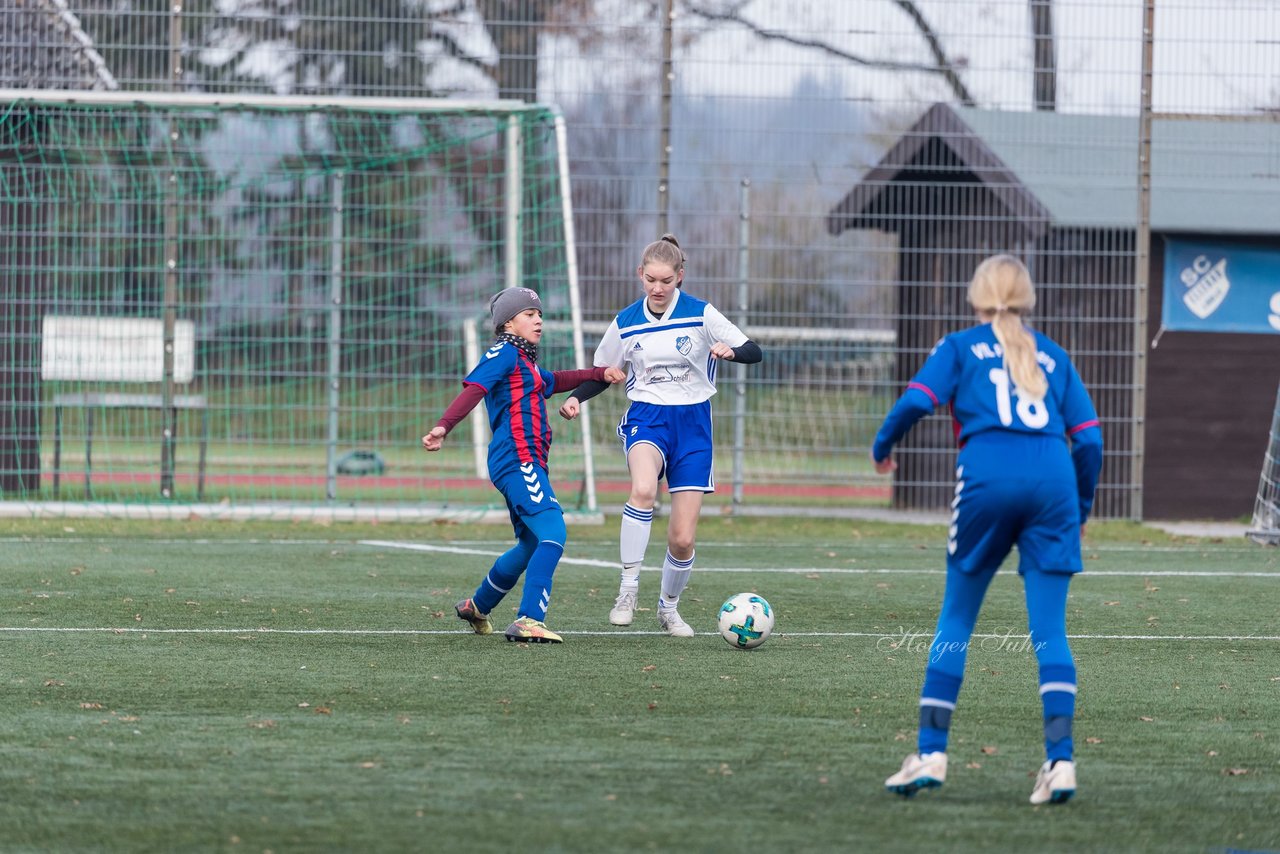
[479,0,548,101]
[1030,0,1057,111]
[0,151,44,495]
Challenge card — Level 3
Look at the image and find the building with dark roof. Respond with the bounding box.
[828,103,1280,520]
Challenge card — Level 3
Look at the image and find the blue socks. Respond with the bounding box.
[918,670,963,754]
[1039,663,1077,762]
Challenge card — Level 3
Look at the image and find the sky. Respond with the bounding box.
[540,0,1279,116]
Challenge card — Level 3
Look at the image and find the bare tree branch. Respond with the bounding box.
[685,2,976,107]
[890,0,977,106]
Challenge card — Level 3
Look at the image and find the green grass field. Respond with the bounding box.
[3,515,1278,853]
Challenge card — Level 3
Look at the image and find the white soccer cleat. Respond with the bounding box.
[657,606,695,637]
[1029,760,1076,805]
[885,752,947,797]
[609,589,637,626]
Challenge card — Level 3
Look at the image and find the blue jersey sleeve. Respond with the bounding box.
[464,340,518,390]
[539,365,556,397]
[1057,358,1104,524]
[872,338,959,462]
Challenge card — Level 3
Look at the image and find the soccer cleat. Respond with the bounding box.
[503,617,564,644]
[885,752,947,797]
[609,589,637,626]
[454,598,492,635]
[1029,759,1076,805]
[657,606,695,638]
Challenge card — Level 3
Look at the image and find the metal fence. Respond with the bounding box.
[2,0,1278,520]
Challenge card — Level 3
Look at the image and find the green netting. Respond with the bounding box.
[0,95,591,518]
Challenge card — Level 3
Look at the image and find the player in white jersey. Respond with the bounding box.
[559,234,763,636]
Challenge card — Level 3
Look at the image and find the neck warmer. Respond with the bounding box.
[495,331,538,363]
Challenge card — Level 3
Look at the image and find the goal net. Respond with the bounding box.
[1248,380,1280,545]
[0,90,595,521]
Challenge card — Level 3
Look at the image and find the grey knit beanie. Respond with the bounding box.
[489,287,543,332]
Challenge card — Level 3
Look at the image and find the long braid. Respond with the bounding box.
[969,255,1047,401]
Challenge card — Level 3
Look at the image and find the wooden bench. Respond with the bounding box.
[42,316,207,500]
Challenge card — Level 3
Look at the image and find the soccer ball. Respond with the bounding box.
[717,593,774,650]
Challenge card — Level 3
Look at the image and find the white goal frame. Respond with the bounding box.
[0,89,593,523]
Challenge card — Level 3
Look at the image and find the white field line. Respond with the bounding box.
[358,540,1280,577]
[2,626,1279,641]
[4,537,1271,556]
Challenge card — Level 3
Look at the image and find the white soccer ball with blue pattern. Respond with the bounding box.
[717,593,774,650]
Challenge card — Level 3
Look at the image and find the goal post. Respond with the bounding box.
[0,89,595,522]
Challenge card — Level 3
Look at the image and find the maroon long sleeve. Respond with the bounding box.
[551,366,608,394]
[434,382,487,435]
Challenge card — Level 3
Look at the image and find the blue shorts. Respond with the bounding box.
[949,434,1082,576]
[617,400,715,493]
[492,462,562,519]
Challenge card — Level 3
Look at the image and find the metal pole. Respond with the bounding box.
[159,2,182,499]
[505,114,523,289]
[326,172,344,501]
[555,114,598,512]
[1132,0,1155,521]
[658,0,673,234]
[464,317,489,480]
[732,180,750,510]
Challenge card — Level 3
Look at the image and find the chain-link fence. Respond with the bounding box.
[2,0,1278,520]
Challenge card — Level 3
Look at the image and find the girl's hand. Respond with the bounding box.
[871,450,897,474]
[603,367,626,383]
[559,398,581,420]
[422,426,446,451]
[709,342,735,360]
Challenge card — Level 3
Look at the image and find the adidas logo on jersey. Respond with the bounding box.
[632,341,643,351]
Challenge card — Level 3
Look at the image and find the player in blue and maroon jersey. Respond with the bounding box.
[873,255,1103,806]
[422,287,624,643]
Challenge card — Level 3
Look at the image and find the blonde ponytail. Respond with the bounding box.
[968,255,1047,401]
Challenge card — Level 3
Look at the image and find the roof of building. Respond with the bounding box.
[828,103,1280,237]
[0,0,117,91]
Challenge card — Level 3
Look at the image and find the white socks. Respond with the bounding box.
[660,550,694,609]
[619,503,652,592]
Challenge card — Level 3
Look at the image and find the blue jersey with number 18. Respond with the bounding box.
[873,323,1100,456]
[872,322,1103,525]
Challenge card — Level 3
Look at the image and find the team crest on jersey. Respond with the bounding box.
[675,335,692,356]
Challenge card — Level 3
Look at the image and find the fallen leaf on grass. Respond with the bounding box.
[1139,716,1154,722]
[966,762,982,770]
[1085,737,1103,745]
[980,746,998,755]
[79,703,103,710]
[1223,768,1250,776]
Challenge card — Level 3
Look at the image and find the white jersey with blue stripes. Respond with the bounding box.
[592,289,748,406]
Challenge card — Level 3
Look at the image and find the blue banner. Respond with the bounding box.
[1163,238,1280,334]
